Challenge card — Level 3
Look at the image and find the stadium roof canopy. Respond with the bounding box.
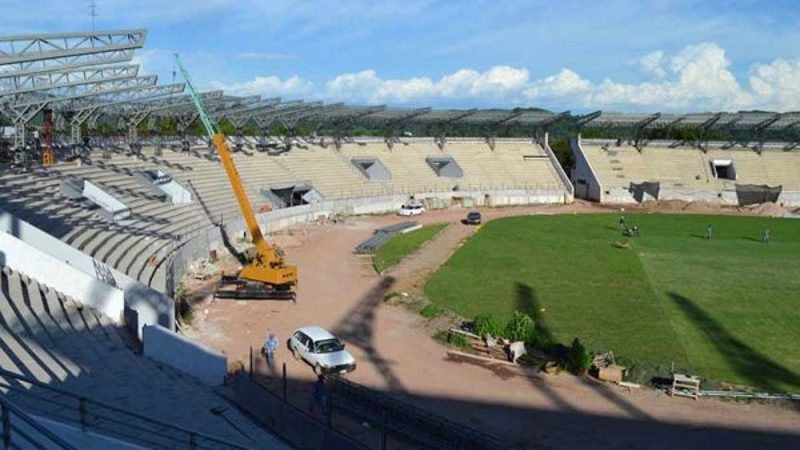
[1,27,799,148]
[573,111,800,131]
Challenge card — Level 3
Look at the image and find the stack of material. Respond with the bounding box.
[592,351,628,383]
[671,373,701,399]
[448,329,509,360]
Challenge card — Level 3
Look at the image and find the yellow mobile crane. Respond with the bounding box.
[174,55,297,299]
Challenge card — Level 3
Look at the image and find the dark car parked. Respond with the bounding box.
[463,211,482,225]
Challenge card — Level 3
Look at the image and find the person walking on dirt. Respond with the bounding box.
[706,224,713,240]
[263,333,279,367]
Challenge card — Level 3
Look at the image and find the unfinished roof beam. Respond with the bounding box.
[0,64,139,97]
[0,29,146,77]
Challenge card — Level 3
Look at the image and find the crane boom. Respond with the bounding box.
[174,54,297,296]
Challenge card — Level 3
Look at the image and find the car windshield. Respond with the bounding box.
[468,213,480,218]
[315,339,344,353]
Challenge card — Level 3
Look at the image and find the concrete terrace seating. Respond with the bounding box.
[0,138,571,292]
[0,154,212,290]
[339,142,455,195]
[274,148,368,199]
[576,139,800,204]
[0,265,287,449]
[579,143,716,190]
[443,141,564,191]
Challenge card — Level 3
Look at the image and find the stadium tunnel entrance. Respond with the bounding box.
[261,183,323,208]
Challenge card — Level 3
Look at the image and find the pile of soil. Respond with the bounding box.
[746,202,789,217]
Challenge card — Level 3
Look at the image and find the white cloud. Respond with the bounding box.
[525,43,770,112]
[524,69,591,100]
[325,65,529,103]
[748,59,800,112]
[318,44,800,111]
[635,50,667,78]
[209,75,313,97]
[192,43,800,113]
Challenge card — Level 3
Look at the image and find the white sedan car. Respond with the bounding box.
[288,326,356,375]
[398,202,425,216]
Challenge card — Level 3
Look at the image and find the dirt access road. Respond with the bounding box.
[185,202,800,450]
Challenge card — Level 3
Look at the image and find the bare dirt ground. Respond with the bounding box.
[184,201,800,450]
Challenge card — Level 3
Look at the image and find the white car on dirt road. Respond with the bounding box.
[288,326,357,375]
[398,202,425,216]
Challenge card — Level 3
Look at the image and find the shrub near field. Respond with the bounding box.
[424,214,800,392]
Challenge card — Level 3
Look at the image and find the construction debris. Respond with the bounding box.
[592,351,627,383]
[699,390,800,401]
[447,328,553,366]
[189,258,218,280]
[670,373,701,399]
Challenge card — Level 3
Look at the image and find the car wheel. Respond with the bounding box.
[314,363,323,375]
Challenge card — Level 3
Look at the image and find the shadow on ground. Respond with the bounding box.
[668,292,800,395]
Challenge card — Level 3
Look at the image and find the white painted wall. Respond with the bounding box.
[0,209,174,338]
[155,171,192,205]
[160,179,192,205]
[0,231,125,321]
[779,191,800,207]
[83,180,131,221]
[142,325,227,386]
[570,136,603,202]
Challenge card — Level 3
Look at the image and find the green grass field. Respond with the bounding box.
[373,223,448,272]
[424,214,800,392]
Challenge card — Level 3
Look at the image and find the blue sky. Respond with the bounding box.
[4,0,800,112]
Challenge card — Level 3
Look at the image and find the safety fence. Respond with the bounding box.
[0,395,78,450]
[0,369,255,450]
[240,348,506,450]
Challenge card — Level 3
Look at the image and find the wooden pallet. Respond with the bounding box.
[670,373,701,399]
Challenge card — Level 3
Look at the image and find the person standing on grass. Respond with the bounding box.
[706,224,713,240]
[619,208,626,230]
[762,227,770,243]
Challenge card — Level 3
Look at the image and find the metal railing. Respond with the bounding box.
[0,368,254,450]
[0,396,78,450]
[245,348,505,450]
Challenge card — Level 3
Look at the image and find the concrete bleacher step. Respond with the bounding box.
[0,266,286,449]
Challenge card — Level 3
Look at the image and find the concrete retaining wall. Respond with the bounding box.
[570,137,603,201]
[83,180,131,221]
[142,325,227,386]
[0,209,174,338]
[0,231,125,321]
[779,191,800,207]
